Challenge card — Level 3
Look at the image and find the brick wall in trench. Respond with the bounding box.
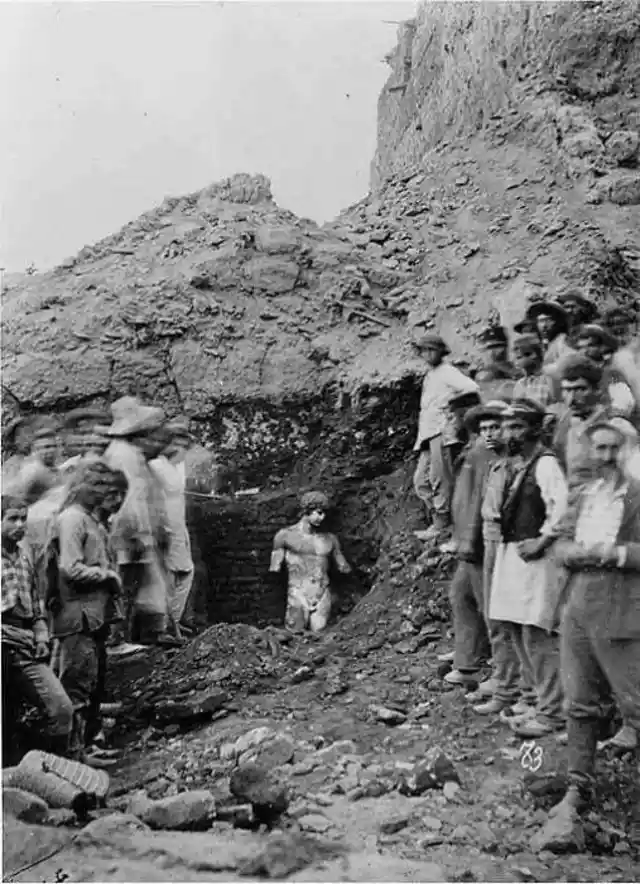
[185,485,380,629]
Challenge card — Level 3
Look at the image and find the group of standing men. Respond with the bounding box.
[413,292,640,826]
[2,397,199,763]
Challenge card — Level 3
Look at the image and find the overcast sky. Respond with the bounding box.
[0,1,415,272]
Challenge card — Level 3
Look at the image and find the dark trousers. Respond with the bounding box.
[59,624,109,748]
[1,625,73,739]
[450,560,490,672]
[562,602,640,788]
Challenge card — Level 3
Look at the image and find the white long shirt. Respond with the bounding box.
[414,363,478,450]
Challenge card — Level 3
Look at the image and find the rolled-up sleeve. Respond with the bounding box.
[535,456,569,536]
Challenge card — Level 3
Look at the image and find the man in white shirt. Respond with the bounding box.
[412,334,478,541]
[480,399,569,737]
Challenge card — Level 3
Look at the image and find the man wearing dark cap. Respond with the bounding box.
[552,355,611,490]
[475,326,519,384]
[444,401,506,687]
[413,334,479,541]
[556,291,598,330]
[602,305,636,348]
[540,420,640,837]
[511,335,559,409]
[482,399,569,736]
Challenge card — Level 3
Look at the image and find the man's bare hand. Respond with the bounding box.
[516,537,550,562]
[35,640,50,662]
[562,544,601,569]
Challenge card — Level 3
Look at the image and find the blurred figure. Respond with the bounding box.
[103,397,177,650]
[2,493,73,755]
[602,305,636,348]
[58,408,111,475]
[51,463,127,763]
[556,292,599,335]
[150,418,194,638]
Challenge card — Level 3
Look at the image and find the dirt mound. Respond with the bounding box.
[3,4,639,441]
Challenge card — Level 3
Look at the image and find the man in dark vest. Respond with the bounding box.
[483,399,569,737]
[539,420,640,843]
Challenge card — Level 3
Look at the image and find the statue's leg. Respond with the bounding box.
[285,599,307,633]
[309,591,331,633]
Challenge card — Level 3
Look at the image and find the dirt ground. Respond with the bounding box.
[4,625,639,883]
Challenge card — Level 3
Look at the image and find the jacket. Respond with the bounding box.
[555,477,640,639]
[49,504,121,638]
[451,441,500,563]
[552,404,609,489]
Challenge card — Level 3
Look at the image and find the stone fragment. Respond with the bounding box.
[2,787,49,824]
[371,705,407,725]
[216,803,255,828]
[238,831,344,879]
[229,762,289,824]
[44,808,78,827]
[606,130,639,165]
[379,813,411,835]
[310,740,357,766]
[134,789,217,831]
[530,805,585,853]
[153,688,229,726]
[398,747,460,795]
[75,813,150,847]
[241,735,296,769]
[298,813,331,834]
[220,726,276,761]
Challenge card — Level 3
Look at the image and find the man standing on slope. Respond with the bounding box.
[412,333,479,543]
[539,421,640,843]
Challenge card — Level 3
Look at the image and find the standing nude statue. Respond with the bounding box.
[269,491,351,633]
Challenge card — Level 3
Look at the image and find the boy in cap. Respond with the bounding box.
[511,335,559,409]
[544,420,640,830]
[412,334,479,541]
[482,399,569,736]
[574,324,635,418]
[270,491,351,633]
[444,401,506,686]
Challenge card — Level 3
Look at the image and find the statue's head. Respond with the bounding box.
[300,490,330,527]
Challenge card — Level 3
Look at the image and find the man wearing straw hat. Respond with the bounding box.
[103,397,178,649]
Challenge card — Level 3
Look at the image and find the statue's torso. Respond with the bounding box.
[282,528,333,604]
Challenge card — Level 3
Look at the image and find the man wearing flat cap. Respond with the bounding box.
[444,400,506,687]
[541,420,640,833]
[103,397,178,649]
[412,333,479,541]
[475,326,520,385]
[481,399,569,737]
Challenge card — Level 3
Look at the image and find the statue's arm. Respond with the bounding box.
[269,529,287,572]
[331,535,352,574]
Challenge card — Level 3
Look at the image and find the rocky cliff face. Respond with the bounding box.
[3,1,639,465]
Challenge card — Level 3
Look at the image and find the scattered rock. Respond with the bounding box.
[371,705,407,725]
[606,130,639,165]
[44,808,78,827]
[398,747,460,795]
[229,762,289,826]
[133,789,217,831]
[2,787,49,824]
[153,688,229,726]
[241,735,296,770]
[310,740,357,766]
[220,726,277,761]
[238,831,344,879]
[379,813,411,835]
[298,813,332,834]
[217,803,255,829]
[531,805,585,853]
